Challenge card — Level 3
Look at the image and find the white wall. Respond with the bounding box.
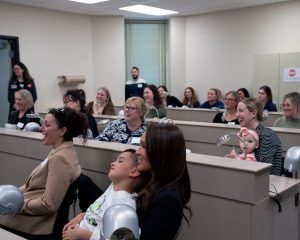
[180,0,300,102]
[0,3,125,112]
[1,1,300,110]
[91,16,125,105]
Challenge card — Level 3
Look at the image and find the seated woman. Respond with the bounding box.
[237,88,250,100]
[200,88,224,109]
[64,89,98,139]
[143,84,166,119]
[8,89,40,130]
[158,85,183,107]
[213,91,239,125]
[273,92,300,129]
[95,97,147,145]
[182,86,200,108]
[257,85,277,112]
[136,122,192,240]
[86,87,115,116]
[236,98,282,175]
[0,108,88,240]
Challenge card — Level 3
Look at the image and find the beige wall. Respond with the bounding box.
[0,3,125,111]
[1,1,300,111]
[182,0,300,102]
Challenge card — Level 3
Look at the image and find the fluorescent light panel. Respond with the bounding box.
[68,0,109,4]
[119,4,178,16]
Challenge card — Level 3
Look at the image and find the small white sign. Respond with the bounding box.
[283,67,300,82]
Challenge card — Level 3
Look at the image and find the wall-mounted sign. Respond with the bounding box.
[283,67,300,82]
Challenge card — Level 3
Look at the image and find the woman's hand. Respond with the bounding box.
[62,212,85,233]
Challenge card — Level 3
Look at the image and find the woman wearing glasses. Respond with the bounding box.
[0,108,88,240]
[95,97,147,145]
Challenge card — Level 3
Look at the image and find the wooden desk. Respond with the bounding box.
[0,129,299,240]
[0,228,26,239]
[114,106,283,127]
[83,115,300,156]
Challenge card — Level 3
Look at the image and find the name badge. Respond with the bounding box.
[137,84,143,88]
[11,84,17,89]
[131,137,141,144]
[40,157,49,168]
[17,122,24,129]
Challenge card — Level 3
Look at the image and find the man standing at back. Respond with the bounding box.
[125,66,147,100]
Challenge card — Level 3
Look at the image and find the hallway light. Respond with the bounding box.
[120,4,178,16]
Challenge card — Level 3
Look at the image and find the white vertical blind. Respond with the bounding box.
[125,20,167,86]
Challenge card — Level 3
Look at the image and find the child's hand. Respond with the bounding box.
[225,149,238,159]
[62,226,92,240]
[62,212,85,233]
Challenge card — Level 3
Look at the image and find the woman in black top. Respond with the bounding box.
[8,89,40,130]
[136,122,192,240]
[257,85,277,112]
[63,89,98,139]
[8,62,37,116]
[213,91,240,125]
[158,85,183,107]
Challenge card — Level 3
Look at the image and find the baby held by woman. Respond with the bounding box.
[226,127,259,161]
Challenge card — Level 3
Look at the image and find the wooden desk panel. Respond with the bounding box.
[0,129,299,240]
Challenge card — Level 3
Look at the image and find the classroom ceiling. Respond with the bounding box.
[0,0,291,19]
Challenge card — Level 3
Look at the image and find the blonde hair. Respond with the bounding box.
[241,98,264,122]
[15,89,34,110]
[126,97,148,120]
[283,92,300,119]
[210,88,222,101]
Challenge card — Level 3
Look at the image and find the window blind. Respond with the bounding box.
[125,20,167,86]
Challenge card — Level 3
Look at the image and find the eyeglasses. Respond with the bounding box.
[123,105,137,111]
[224,98,234,102]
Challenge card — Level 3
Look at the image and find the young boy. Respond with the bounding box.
[62,149,146,240]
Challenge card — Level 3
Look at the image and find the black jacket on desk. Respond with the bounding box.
[166,95,183,107]
[264,100,277,112]
[138,187,182,240]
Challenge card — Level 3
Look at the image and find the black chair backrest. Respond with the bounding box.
[52,173,103,239]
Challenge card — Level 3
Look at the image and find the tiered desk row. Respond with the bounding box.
[0,128,299,240]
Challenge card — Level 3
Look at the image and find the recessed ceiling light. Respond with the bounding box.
[68,0,109,4]
[119,4,178,16]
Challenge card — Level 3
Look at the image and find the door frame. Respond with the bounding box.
[0,35,20,64]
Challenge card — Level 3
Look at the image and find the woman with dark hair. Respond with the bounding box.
[232,98,282,175]
[7,62,37,116]
[257,85,277,112]
[237,88,250,100]
[213,91,239,125]
[143,84,166,119]
[86,87,115,116]
[64,89,98,138]
[136,122,192,240]
[182,87,200,108]
[0,108,88,240]
[158,85,183,107]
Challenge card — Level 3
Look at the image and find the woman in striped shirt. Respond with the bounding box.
[236,98,282,175]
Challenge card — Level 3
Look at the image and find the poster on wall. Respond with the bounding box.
[283,67,300,82]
